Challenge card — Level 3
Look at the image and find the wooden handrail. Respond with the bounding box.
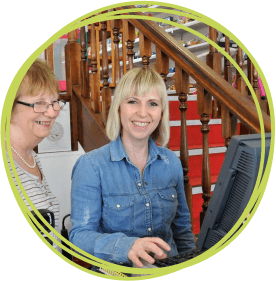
[115,6,271,133]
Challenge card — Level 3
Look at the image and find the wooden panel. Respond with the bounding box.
[73,85,110,152]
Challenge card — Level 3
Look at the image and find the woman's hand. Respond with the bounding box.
[128,237,171,268]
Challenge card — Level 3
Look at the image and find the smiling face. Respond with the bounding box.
[11,91,60,143]
[119,87,162,144]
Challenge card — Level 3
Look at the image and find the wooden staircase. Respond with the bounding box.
[61,6,271,234]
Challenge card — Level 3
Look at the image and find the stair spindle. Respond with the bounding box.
[110,19,122,85]
[221,36,237,148]
[236,47,246,94]
[236,47,249,134]
[207,27,221,118]
[45,44,54,71]
[253,66,268,122]
[139,33,151,69]
[100,21,112,124]
[80,26,89,99]
[224,36,232,83]
[123,20,136,70]
[253,66,261,104]
[90,24,101,113]
[197,84,212,226]
[175,65,193,229]
[156,47,169,83]
[247,56,254,99]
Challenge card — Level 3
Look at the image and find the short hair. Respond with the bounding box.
[13,58,60,111]
[106,67,170,146]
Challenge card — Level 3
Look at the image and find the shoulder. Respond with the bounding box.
[83,142,111,165]
[156,145,181,165]
[72,142,111,173]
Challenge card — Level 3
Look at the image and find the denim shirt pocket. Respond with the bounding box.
[102,195,134,235]
[157,187,178,225]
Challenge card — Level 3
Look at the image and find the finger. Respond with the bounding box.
[154,253,168,260]
[129,253,144,268]
[151,238,171,251]
[145,242,167,257]
[139,251,155,265]
[144,237,171,251]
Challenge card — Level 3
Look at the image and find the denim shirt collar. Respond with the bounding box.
[110,135,165,164]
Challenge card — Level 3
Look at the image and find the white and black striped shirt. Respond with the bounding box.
[7,151,60,248]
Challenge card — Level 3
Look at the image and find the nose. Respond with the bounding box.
[43,104,60,118]
[137,103,147,117]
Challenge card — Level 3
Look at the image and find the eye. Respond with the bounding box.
[127,99,137,104]
[149,101,159,106]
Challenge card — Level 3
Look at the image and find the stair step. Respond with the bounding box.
[169,124,234,150]
[169,99,199,120]
[192,184,215,195]
[188,152,225,187]
[174,146,227,157]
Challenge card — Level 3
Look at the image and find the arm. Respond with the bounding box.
[69,154,138,264]
[171,158,195,254]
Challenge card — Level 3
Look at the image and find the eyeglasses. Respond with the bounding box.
[17,100,66,113]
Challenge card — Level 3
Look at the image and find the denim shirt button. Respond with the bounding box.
[172,195,175,198]
[137,183,142,187]
[116,204,120,208]
[146,203,150,207]
[148,228,152,232]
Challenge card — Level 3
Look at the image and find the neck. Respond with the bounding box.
[121,134,149,163]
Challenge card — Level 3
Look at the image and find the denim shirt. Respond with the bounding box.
[70,136,195,265]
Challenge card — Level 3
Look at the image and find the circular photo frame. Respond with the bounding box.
[1,1,275,280]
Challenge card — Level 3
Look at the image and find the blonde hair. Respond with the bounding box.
[13,58,60,111]
[106,67,170,146]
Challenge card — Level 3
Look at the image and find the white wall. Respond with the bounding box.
[38,143,85,243]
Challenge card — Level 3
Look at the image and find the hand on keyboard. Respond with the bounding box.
[128,237,171,268]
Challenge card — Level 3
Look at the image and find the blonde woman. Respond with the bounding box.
[6,59,66,247]
[70,67,195,268]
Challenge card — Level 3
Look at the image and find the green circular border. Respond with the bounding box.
[1,1,274,279]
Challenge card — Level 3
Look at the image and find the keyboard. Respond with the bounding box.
[153,249,204,267]
[137,249,204,268]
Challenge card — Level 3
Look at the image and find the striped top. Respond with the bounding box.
[6,151,60,249]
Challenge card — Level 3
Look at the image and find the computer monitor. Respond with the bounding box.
[196,133,271,250]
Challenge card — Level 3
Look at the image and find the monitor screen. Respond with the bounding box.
[196,133,271,250]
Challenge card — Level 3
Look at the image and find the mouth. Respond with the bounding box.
[132,121,150,128]
[35,121,52,126]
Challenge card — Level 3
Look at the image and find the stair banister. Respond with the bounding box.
[115,6,271,133]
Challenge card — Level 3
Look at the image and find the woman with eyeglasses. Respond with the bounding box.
[6,58,66,248]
